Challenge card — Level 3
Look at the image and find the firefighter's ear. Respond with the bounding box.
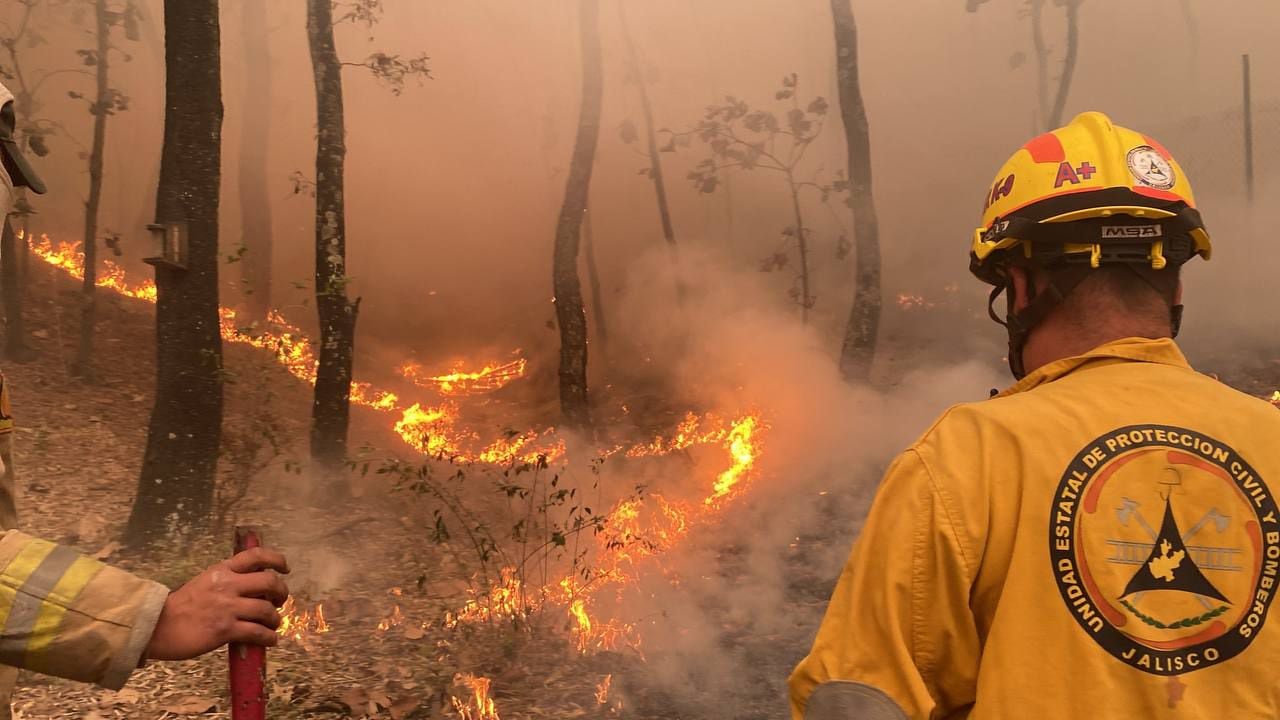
[1009,266,1032,314]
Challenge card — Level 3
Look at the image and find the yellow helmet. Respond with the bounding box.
[970,111,1211,285]
[971,112,1212,379]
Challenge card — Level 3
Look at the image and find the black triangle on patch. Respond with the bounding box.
[1120,500,1228,602]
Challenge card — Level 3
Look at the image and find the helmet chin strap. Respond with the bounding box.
[987,265,1184,381]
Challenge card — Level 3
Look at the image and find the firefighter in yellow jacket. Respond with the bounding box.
[790,113,1280,718]
[0,80,290,703]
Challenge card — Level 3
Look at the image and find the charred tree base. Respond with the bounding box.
[1,221,33,363]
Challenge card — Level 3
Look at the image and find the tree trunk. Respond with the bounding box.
[0,220,28,362]
[1178,0,1198,69]
[1046,0,1080,130]
[239,0,273,320]
[306,0,358,472]
[785,178,812,325]
[74,0,112,378]
[831,0,882,383]
[616,2,682,301]
[125,0,224,550]
[1029,0,1050,128]
[553,0,602,432]
[581,202,607,348]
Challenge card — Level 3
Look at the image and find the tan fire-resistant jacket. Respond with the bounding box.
[0,531,167,691]
[791,337,1280,719]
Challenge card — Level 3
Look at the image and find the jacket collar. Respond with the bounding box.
[995,337,1191,399]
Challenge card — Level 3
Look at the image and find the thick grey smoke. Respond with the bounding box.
[591,246,1005,716]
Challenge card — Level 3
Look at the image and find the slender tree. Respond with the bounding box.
[969,0,1083,131]
[238,0,273,320]
[306,0,355,473]
[0,220,23,361]
[553,0,603,431]
[124,0,223,549]
[675,77,839,324]
[830,0,881,382]
[581,202,607,347]
[72,0,133,377]
[1044,0,1080,130]
[1029,0,1050,125]
[616,2,681,301]
[305,0,429,474]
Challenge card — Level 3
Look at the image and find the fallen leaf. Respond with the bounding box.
[99,687,141,707]
[92,541,121,560]
[163,695,217,714]
[340,687,369,712]
[389,695,420,719]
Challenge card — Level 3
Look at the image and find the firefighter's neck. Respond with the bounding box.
[1009,266,1178,376]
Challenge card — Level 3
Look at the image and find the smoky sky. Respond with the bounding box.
[12,0,1280,369]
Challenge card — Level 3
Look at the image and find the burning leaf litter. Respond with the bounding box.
[26,232,771,700]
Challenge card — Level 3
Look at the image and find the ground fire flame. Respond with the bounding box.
[276,597,330,650]
[25,233,766,664]
[451,673,500,720]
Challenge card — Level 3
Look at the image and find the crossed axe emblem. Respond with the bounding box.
[1115,498,1232,609]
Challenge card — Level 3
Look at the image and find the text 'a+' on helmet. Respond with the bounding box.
[969,110,1210,285]
[0,80,47,195]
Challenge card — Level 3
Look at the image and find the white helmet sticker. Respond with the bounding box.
[1127,145,1176,191]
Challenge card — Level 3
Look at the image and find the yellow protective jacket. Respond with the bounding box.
[0,530,167,690]
[791,337,1280,719]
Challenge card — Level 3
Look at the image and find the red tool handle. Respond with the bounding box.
[230,526,267,720]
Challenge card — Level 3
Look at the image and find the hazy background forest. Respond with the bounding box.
[2,0,1279,718]
[23,1,1280,358]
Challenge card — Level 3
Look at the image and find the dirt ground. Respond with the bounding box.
[4,258,1278,720]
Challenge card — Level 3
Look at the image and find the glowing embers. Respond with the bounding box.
[896,293,934,310]
[400,356,528,396]
[276,597,330,650]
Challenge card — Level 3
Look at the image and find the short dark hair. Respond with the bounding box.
[1056,265,1177,334]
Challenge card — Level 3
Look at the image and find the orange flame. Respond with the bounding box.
[376,604,405,632]
[445,567,529,629]
[706,416,763,506]
[25,232,772,659]
[451,673,500,720]
[595,674,612,704]
[401,357,528,396]
[276,597,330,649]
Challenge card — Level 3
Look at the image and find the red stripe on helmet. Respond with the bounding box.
[1141,134,1174,160]
[1022,132,1066,163]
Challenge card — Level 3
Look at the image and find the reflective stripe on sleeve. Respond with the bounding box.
[26,555,105,661]
[0,543,102,666]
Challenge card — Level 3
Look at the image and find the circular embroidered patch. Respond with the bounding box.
[1050,425,1278,675]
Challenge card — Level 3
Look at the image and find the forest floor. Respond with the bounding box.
[3,256,1278,720]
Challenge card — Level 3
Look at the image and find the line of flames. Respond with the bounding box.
[401,357,528,396]
[26,233,768,713]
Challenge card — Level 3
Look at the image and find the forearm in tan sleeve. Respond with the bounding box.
[0,530,168,690]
